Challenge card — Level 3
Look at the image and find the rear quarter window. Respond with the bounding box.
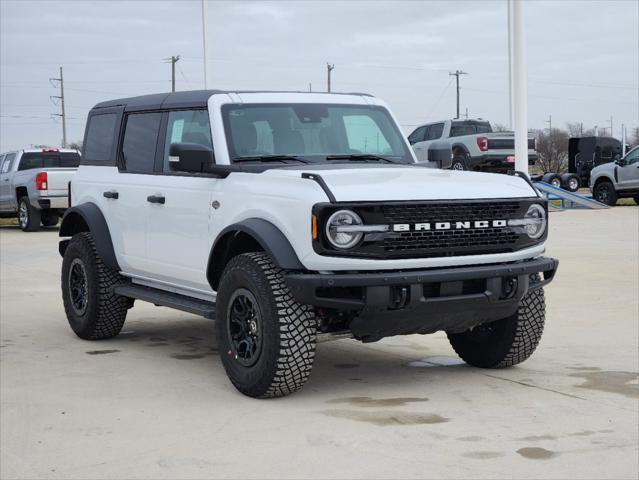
[83,113,118,163]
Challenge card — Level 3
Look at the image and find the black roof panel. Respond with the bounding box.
[91,90,373,112]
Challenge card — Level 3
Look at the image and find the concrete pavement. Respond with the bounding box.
[1,207,638,479]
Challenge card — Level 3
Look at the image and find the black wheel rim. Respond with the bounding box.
[226,288,263,367]
[68,258,88,316]
[596,185,610,203]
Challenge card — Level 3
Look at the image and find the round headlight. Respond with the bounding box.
[325,210,363,249]
[523,204,546,239]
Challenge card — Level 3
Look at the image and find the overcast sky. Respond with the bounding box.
[1,0,637,151]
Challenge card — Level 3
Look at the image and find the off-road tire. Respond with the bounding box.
[41,212,60,227]
[451,155,466,171]
[216,252,317,398]
[18,196,40,232]
[593,180,617,206]
[447,287,545,368]
[61,232,128,340]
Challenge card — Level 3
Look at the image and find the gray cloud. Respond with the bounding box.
[1,0,637,151]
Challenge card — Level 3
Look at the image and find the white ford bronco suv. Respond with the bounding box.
[59,90,558,398]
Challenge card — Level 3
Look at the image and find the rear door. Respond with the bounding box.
[144,109,216,297]
[421,122,445,156]
[617,148,639,190]
[0,153,17,211]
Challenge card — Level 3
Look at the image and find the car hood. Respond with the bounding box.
[262,164,538,202]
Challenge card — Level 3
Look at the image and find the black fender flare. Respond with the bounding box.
[451,143,470,157]
[58,203,119,270]
[207,218,304,288]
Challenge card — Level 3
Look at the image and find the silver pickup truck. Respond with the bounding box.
[0,148,80,231]
[408,119,538,172]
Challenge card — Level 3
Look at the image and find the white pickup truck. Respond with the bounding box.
[408,119,538,172]
[0,148,80,231]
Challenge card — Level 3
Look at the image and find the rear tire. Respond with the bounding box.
[447,288,545,368]
[541,173,561,188]
[61,232,129,340]
[216,252,317,398]
[41,212,60,227]
[593,180,617,206]
[561,173,580,192]
[17,196,40,232]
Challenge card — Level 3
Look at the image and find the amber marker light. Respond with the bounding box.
[312,215,318,240]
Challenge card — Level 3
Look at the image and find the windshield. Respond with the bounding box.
[222,103,412,164]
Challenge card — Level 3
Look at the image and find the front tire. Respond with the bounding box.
[41,212,60,227]
[593,180,617,206]
[216,252,317,398]
[451,155,466,171]
[18,196,40,232]
[447,288,545,368]
[61,232,129,339]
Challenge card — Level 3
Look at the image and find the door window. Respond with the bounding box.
[408,126,426,145]
[0,155,7,173]
[121,112,162,174]
[426,123,444,140]
[2,153,16,173]
[623,148,639,165]
[163,110,213,171]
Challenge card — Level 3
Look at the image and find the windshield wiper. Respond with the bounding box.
[325,154,395,163]
[233,155,310,164]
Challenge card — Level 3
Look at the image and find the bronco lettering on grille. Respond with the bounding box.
[392,220,508,232]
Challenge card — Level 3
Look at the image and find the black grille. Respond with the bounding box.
[380,201,521,258]
[313,199,545,260]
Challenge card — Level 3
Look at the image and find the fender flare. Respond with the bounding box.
[451,143,470,157]
[59,203,119,270]
[207,218,304,288]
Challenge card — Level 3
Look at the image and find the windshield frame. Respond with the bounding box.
[221,103,414,165]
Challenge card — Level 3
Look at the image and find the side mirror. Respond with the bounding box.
[169,143,214,173]
[428,141,453,169]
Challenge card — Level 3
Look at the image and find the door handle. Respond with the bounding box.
[147,194,165,204]
[103,191,119,199]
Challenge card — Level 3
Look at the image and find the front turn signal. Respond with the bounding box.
[312,215,318,240]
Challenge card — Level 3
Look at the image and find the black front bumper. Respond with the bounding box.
[285,256,558,342]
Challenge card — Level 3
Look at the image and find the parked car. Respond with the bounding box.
[0,148,80,231]
[58,90,557,398]
[407,119,537,172]
[589,145,639,205]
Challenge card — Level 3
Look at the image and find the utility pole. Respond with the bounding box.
[449,69,468,119]
[49,66,67,148]
[580,122,583,136]
[309,83,312,92]
[326,63,335,93]
[201,0,208,88]
[609,116,613,138]
[164,55,181,92]
[545,115,552,134]
[621,124,626,156]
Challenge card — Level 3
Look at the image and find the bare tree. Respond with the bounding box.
[492,123,510,132]
[532,128,569,173]
[67,140,83,150]
[565,122,594,138]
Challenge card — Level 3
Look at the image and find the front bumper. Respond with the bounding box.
[285,256,558,342]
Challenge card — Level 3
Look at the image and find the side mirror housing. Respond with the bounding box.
[428,141,453,169]
[169,143,214,173]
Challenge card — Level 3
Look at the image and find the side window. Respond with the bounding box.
[3,153,17,171]
[408,126,426,145]
[426,123,444,140]
[163,110,212,171]
[624,149,639,165]
[84,113,118,163]
[121,112,162,174]
[342,115,392,154]
[0,155,6,173]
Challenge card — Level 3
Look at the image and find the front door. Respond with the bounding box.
[617,148,639,191]
[144,109,217,298]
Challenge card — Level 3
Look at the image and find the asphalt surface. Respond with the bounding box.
[1,207,638,479]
